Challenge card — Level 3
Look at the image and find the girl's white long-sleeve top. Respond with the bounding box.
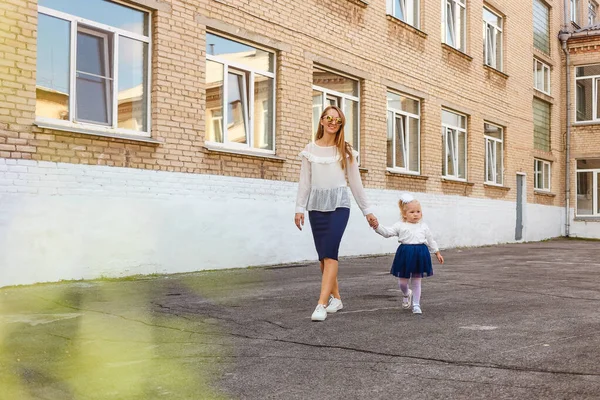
[295,142,374,216]
[375,221,440,253]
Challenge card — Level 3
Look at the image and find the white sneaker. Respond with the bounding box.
[412,304,422,314]
[311,304,327,321]
[402,289,413,310]
[325,297,343,313]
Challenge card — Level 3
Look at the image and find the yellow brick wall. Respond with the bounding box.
[0,0,574,206]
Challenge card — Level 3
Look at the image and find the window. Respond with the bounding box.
[484,123,503,185]
[589,1,598,25]
[386,92,420,173]
[534,159,551,191]
[533,98,551,151]
[205,33,276,151]
[534,58,551,94]
[387,0,419,28]
[575,64,600,122]
[533,0,550,54]
[483,7,503,71]
[442,109,467,180]
[312,68,360,150]
[576,159,600,216]
[443,0,467,52]
[572,0,581,25]
[36,0,151,136]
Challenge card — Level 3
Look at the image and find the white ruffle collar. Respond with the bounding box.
[299,143,359,164]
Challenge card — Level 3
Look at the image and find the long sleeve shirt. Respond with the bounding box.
[375,221,440,253]
[295,142,374,216]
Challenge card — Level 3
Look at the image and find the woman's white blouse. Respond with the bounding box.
[375,221,439,253]
[295,142,374,216]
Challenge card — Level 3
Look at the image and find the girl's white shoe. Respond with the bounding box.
[402,289,413,310]
[412,304,422,314]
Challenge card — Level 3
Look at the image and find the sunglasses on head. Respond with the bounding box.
[322,115,343,125]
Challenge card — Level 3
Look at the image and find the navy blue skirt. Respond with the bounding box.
[390,243,433,279]
[308,207,350,261]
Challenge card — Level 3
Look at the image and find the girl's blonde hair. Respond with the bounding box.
[398,199,420,222]
[314,105,353,170]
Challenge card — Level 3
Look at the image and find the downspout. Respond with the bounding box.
[559,0,572,237]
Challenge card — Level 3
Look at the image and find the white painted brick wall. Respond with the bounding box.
[0,159,580,287]
[569,209,600,239]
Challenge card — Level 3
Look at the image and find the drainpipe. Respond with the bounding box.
[559,0,571,237]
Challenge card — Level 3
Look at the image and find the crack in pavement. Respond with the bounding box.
[260,320,290,330]
[249,336,600,378]
[33,296,280,343]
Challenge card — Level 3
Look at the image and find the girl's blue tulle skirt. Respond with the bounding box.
[390,243,433,279]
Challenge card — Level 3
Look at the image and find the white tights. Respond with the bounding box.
[398,277,422,306]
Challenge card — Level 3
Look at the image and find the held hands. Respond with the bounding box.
[294,213,304,231]
[435,252,444,264]
[296,212,378,230]
[366,213,378,229]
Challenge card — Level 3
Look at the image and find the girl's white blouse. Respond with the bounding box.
[375,221,440,253]
[295,142,374,216]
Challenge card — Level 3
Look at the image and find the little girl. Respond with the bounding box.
[374,194,444,314]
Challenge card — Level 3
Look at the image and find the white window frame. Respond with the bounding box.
[387,0,420,28]
[589,1,598,25]
[575,64,600,122]
[386,92,421,174]
[312,68,360,151]
[534,58,551,95]
[483,7,503,71]
[534,159,551,191]
[75,26,113,126]
[205,34,277,154]
[442,109,467,181]
[443,0,467,52]
[572,0,581,25]
[36,4,152,137]
[576,167,599,216]
[484,122,503,185]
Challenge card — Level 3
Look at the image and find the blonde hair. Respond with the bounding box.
[314,105,353,170]
[398,199,420,222]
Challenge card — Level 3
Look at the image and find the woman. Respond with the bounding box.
[295,105,378,321]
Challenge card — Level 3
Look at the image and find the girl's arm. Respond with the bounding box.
[346,150,375,216]
[423,224,444,263]
[375,221,403,238]
[295,150,311,213]
[423,224,440,253]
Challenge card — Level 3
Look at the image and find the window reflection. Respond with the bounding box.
[118,37,148,132]
[39,0,148,35]
[36,14,70,120]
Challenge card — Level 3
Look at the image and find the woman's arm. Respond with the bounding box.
[295,153,311,214]
[294,150,311,231]
[346,151,375,216]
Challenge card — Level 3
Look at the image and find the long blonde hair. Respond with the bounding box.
[315,105,353,170]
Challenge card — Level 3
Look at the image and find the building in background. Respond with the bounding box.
[0,0,598,287]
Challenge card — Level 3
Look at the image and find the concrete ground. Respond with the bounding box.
[1,238,599,399]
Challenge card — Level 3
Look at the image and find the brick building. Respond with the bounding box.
[0,0,598,286]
